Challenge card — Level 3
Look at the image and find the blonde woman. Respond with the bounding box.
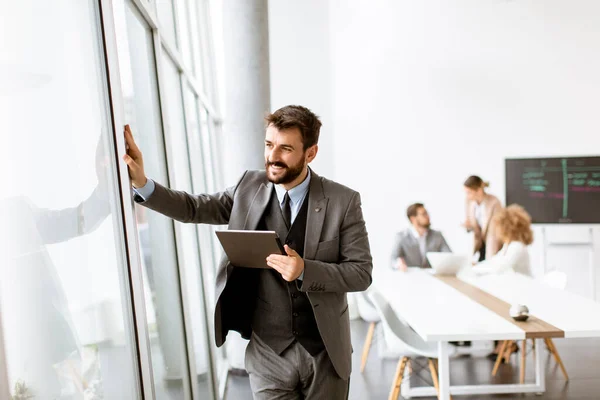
[474,204,534,276]
[463,175,503,261]
[474,204,534,359]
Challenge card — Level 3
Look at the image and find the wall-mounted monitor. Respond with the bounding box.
[505,156,600,223]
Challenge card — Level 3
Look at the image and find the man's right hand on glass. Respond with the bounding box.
[123,125,147,188]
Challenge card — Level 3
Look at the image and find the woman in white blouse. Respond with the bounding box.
[474,204,534,359]
[474,204,533,277]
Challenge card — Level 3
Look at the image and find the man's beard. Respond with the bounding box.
[265,159,305,184]
[420,222,431,229]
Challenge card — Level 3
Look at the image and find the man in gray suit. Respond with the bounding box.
[391,203,451,270]
[123,105,373,399]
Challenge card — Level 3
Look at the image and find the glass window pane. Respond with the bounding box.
[209,118,223,184]
[162,56,213,397]
[182,87,226,383]
[175,0,194,71]
[208,0,225,112]
[199,108,217,192]
[115,2,191,398]
[205,119,223,273]
[183,89,208,194]
[156,0,178,49]
[0,1,139,399]
[187,0,206,86]
[182,90,214,296]
[160,55,189,187]
[198,0,217,100]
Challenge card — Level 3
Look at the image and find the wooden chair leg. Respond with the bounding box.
[546,338,569,381]
[388,356,407,400]
[397,358,408,398]
[360,322,376,372]
[503,340,514,363]
[531,338,536,363]
[430,359,452,400]
[520,339,526,384]
[492,340,508,376]
[428,358,441,400]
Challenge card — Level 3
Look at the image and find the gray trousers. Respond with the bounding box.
[245,333,349,400]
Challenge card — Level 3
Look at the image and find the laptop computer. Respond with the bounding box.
[426,252,469,276]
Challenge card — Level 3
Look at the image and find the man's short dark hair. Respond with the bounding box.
[406,203,425,220]
[265,105,321,150]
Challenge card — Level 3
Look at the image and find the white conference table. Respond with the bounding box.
[375,268,600,399]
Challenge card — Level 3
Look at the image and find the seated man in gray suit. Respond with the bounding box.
[391,203,451,270]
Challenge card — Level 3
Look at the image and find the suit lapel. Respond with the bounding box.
[243,181,273,230]
[304,170,328,260]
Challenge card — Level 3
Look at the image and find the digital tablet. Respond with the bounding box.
[215,230,286,269]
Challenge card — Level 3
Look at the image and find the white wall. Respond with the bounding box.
[268,0,334,178]
[328,0,600,298]
[268,0,600,300]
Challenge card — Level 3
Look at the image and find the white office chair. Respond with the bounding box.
[369,289,450,400]
[493,270,569,383]
[357,290,381,372]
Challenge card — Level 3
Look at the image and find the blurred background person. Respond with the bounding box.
[463,175,503,261]
[391,203,452,271]
[473,204,534,277]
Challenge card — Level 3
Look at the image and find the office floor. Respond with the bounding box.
[225,319,600,399]
[98,340,211,399]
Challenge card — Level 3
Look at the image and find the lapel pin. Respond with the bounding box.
[315,207,321,212]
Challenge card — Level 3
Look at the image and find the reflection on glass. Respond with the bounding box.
[114,1,191,398]
[0,1,138,399]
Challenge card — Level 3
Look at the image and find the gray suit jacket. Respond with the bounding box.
[391,228,451,268]
[138,169,373,379]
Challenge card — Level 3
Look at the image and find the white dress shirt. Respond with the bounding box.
[474,241,532,276]
[474,202,486,229]
[410,226,428,262]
